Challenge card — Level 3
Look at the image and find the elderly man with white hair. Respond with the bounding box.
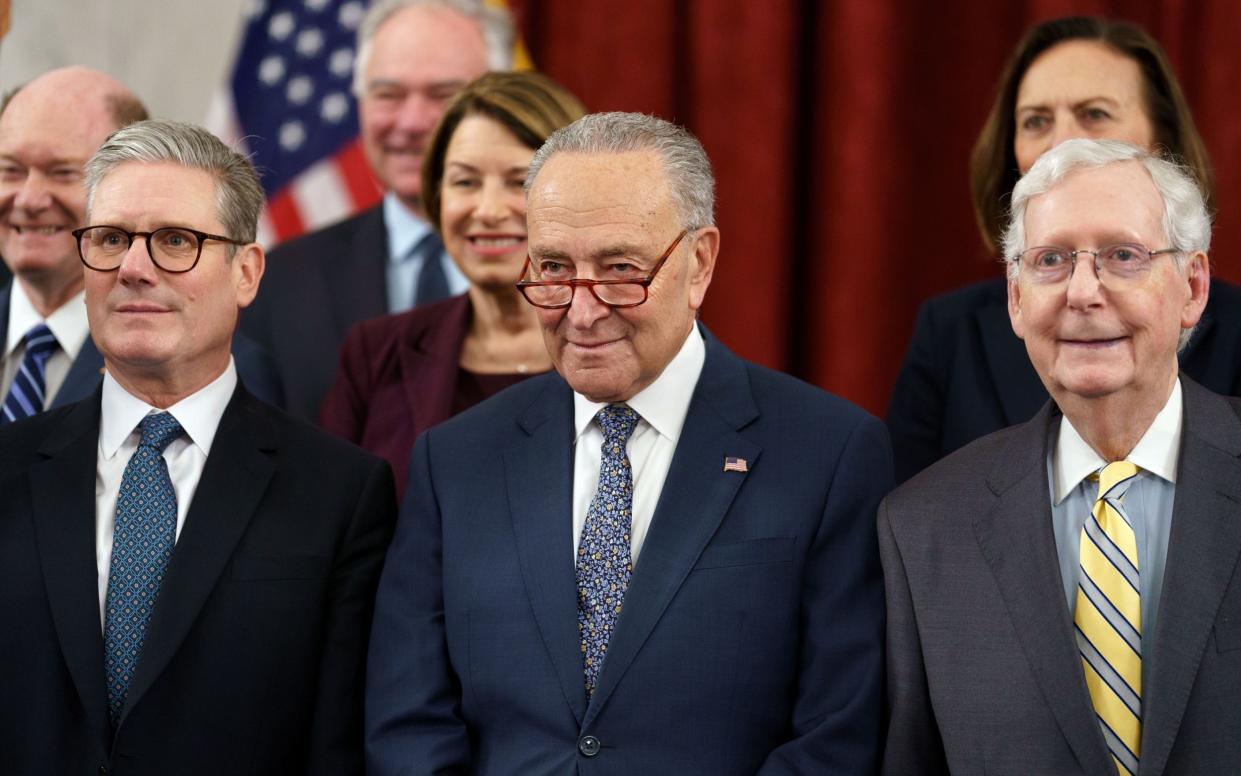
[881,138,1241,776]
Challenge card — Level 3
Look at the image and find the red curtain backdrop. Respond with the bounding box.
[509,0,1241,416]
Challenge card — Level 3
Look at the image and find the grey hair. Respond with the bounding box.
[1003,138,1211,277]
[351,0,514,96]
[1002,138,1211,351]
[85,119,264,245]
[525,111,716,229]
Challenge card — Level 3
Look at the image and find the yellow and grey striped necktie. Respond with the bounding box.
[1074,460,1142,776]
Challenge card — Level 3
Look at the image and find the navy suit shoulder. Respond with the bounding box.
[240,206,388,421]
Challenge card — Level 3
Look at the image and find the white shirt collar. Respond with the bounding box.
[573,323,706,442]
[1053,378,1183,503]
[6,282,89,361]
[99,358,238,460]
[382,191,434,265]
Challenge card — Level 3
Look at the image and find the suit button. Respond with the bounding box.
[98,767,108,776]
[578,735,601,757]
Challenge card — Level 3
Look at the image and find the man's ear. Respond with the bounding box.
[1007,273,1025,341]
[687,227,719,312]
[234,243,265,308]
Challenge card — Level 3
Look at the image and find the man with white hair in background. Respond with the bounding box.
[882,138,1241,775]
[241,0,514,420]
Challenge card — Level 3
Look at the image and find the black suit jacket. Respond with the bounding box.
[0,385,396,775]
[0,280,286,409]
[886,277,1241,483]
[880,378,1241,775]
[240,206,389,421]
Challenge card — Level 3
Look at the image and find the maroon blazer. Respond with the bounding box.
[321,294,471,498]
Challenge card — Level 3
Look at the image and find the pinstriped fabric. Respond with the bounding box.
[1,323,57,424]
[1074,460,1142,776]
[576,404,639,697]
[104,412,184,726]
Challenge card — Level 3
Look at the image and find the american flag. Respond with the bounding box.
[207,0,381,247]
[723,456,749,473]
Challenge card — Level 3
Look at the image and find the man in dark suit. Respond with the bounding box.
[366,112,890,774]
[0,67,283,417]
[0,119,395,775]
[240,0,513,420]
[882,138,1241,775]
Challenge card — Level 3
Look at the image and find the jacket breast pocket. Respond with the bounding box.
[692,537,796,571]
[230,553,330,580]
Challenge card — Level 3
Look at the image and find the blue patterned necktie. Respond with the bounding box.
[1,322,58,424]
[577,404,640,696]
[104,412,184,725]
[412,230,449,307]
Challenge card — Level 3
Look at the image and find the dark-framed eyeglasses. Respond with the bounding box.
[72,225,246,274]
[516,229,689,309]
[1017,243,1181,287]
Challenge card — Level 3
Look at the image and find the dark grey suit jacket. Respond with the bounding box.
[239,206,388,421]
[880,377,1241,775]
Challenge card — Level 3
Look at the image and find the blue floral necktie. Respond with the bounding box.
[577,404,640,696]
[104,412,183,725]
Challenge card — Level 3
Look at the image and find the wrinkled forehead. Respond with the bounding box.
[1024,161,1166,245]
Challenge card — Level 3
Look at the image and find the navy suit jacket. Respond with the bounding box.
[240,206,389,421]
[881,378,1241,775]
[0,384,396,775]
[366,329,891,774]
[886,277,1241,483]
[0,281,286,409]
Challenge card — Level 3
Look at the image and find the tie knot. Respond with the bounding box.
[137,412,184,453]
[1092,460,1140,501]
[595,404,639,443]
[22,323,58,360]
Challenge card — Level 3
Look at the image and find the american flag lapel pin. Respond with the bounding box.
[723,456,748,473]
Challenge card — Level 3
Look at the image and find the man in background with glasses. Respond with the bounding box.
[882,139,1241,774]
[367,112,890,774]
[0,119,395,775]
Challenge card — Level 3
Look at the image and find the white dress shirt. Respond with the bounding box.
[1049,378,1181,690]
[95,360,237,627]
[2,282,89,405]
[571,324,706,565]
[382,192,468,313]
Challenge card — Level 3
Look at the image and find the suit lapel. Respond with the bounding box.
[584,333,761,726]
[29,395,112,750]
[1140,379,1241,776]
[973,406,1115,776]
[121,387,276,721]
[53,336,105,408]
[329,205,389,335]
[398,296,471,433]
[975,286,1047,426]
[503,376,587,723]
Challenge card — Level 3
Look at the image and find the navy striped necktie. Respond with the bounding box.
[1,322,58,424]
[412,231,449,307]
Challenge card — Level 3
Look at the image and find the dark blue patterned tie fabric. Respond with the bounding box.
[412,231,449,307]
[104,412,183,725]
[1,323,58,424]
[577,404,640,696]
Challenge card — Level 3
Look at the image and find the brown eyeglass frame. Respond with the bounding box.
[73,225,246,274]
[516,229,689,309]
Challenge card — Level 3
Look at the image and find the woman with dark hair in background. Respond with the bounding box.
[886,15,1241,483]
[321,71,586,497]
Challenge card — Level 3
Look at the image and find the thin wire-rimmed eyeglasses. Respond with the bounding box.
[73,225,246,274]
[516,229,689,309]
[1017,243,1181,286]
